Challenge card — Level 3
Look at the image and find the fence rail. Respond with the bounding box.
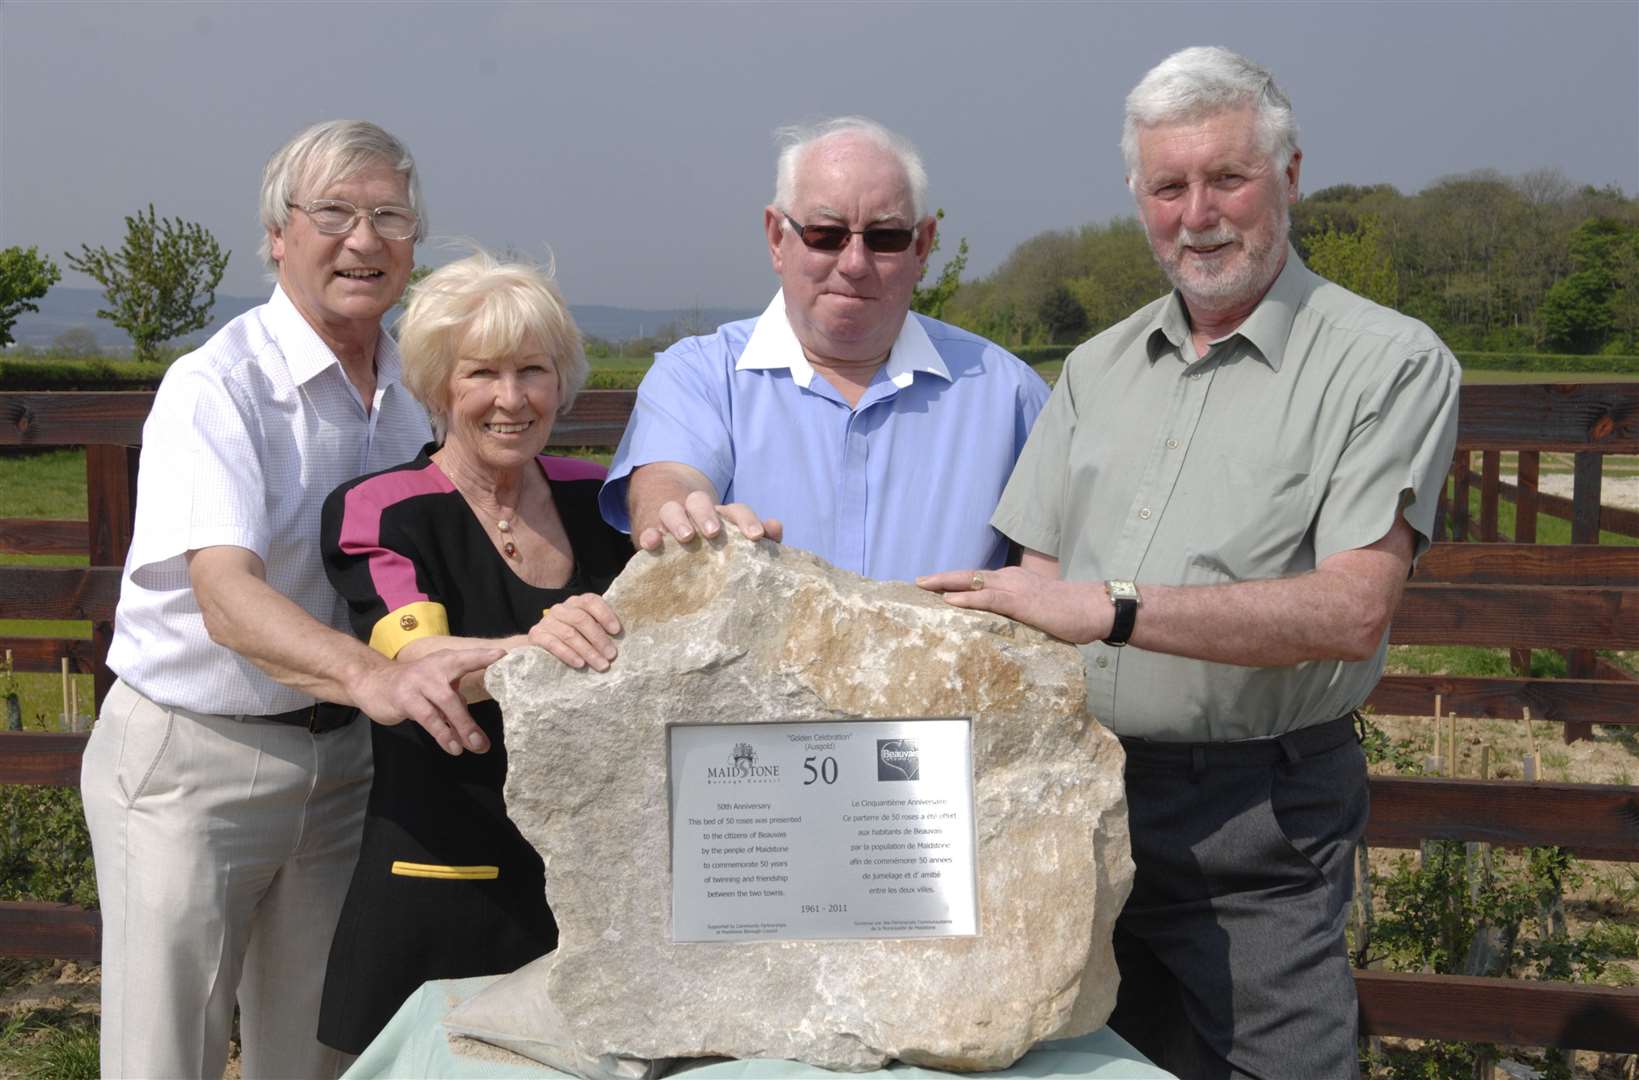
[4,382,1639,1053]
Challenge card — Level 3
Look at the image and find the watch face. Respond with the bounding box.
[1108,580,1140,602]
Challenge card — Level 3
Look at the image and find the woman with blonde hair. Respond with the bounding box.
[315,248,631,1053]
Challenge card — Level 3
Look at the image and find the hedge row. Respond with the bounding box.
[0,358,651,392]
[6,351,1636,391]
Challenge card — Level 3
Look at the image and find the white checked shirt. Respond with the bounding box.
[107,286,432,715]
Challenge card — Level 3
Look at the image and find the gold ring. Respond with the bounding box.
[970,572,985,592]
[542,606,554,618]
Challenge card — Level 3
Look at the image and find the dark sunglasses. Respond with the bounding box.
[783,213,916,254]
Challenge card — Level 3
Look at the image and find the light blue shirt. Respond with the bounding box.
[601,292,1050,581]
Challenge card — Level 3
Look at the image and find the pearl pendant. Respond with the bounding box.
[497,519,512,532]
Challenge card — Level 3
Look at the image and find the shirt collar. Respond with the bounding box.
[266,284,405,388]
[1144,244,1314,372]
[736,290,950,389]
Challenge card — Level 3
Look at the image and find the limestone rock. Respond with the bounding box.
[481,530,1131,1072]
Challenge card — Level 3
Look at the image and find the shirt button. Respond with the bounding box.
[1138,507,1152,520]
[1095,656,1109,668]
[1190,372,1202,380]
[1166,438,1179,450]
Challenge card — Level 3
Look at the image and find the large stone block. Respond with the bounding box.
[473,530,1131,1072]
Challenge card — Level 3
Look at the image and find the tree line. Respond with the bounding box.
[940,169,1639,356]
[4,169,1634,364]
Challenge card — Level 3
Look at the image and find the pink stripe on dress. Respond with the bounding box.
[338,460,455,613]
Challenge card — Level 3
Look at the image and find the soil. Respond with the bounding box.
[1363,711,1639,1080]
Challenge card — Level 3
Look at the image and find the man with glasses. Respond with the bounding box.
[81,119,500,1080]
[599,116,1049,580]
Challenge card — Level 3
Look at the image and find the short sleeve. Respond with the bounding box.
[599,338,737,532]
[990,360,1081,558]
[321,478,450,658]
[125,365,271,587]
[1313,346,1461,565]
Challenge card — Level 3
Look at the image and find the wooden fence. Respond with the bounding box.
[3,384,1638,1054]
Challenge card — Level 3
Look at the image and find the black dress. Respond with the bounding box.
[315,446,632,1053]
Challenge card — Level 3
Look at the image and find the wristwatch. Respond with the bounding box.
[1103,580,1141,647]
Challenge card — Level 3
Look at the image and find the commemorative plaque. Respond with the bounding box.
[669,718,978,942]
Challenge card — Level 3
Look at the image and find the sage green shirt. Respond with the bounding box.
[992,250,1460,741]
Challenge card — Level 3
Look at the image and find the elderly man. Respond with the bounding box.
[599,117,1049,579]
[80,120,501,1080]
[923,48,1459,1077]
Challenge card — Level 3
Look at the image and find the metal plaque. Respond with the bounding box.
[668,718,978,943]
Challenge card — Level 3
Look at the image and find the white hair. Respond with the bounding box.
[772,116,929,223]
[258,119,424,269]
[1121,46,1299,183]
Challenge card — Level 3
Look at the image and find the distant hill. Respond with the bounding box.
[5,287,756,353]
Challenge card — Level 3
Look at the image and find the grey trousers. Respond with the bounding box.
[81,679,370,1079]
[1108,716,1368,1080]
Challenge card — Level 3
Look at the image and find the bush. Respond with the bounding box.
[1009,344,1074,368]
[0,356,171,390]
[1452,350,1639,373]
[0,785,97,908]
[583,369,647,391]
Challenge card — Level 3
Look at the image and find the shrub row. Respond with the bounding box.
[7,351,1636,392]
[0,358,651,392]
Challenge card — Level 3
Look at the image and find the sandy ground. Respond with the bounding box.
[1534,472,1639,512]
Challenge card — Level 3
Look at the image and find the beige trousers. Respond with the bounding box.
[81,678,371,1079]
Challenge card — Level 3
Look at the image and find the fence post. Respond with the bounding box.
[84,444,139,711]
[1510,451,1539,678]
[1563,451,1602,743]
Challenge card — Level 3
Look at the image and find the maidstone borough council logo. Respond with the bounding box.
[705,740,780,784]
[877,739,920,781]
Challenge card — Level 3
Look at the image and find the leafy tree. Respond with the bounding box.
[912,209,968,320]
[0,245,62,347]
[1304,215,1399,306]
[1036,283,1088,343]
[66,204,229,362]
[1539,217,1632,353]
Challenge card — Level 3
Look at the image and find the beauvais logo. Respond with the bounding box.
[877,739,920,781]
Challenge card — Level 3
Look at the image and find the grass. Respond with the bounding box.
[0,1005,99,1080]
[0,450,86,521]
[1448,471,1639,547]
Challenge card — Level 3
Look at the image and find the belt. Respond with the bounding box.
[1118,711,1361,775]
[254,702,358,735]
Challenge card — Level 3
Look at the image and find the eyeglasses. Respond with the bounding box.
[782,213,916,254]
[287,199,419,241]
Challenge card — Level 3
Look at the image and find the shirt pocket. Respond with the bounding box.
[1176,453,1314,582]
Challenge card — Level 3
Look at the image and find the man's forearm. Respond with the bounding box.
[189,546,390,705]
[932,521,1413,667]
[1125,564,1404,666]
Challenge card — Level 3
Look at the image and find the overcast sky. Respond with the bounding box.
[3,0,1636,311]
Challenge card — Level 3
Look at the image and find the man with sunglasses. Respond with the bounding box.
[600,116,1049,580]
[81,120,500,1080]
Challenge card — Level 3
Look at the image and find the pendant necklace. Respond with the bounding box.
[495,514,518,559]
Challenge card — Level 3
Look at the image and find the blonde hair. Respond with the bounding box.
[396,250,587,440]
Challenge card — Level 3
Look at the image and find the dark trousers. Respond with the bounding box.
[1108,715,1368,1080]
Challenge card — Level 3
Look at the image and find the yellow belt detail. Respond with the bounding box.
[390,861,499,880]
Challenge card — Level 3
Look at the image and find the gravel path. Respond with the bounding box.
[1531,473,1639,512]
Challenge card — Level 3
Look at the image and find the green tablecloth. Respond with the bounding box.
[345,975,1174,1079]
